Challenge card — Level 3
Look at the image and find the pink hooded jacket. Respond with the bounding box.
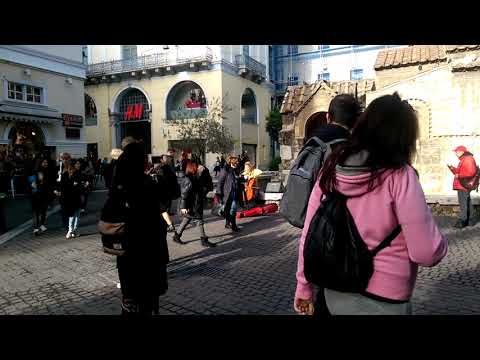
[295,157,448,302]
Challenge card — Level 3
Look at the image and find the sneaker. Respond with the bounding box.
[40,225,47,232]
[74,231,80,237]
[66,231,73,239]
[200,237,216,248]
[33,228,40,236]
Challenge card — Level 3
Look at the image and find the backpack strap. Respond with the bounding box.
[371,225,402,256]
[326,138,347,147]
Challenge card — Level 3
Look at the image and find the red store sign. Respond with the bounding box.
[62,113,84,128]
[124,104,145,121]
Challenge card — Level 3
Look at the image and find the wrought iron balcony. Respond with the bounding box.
[168,108,208,121]
[87,47,213,77]
[235,54,267,81]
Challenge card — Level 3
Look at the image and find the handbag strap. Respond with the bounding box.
[371,225,402,256]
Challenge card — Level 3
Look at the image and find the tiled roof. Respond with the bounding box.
[280,80,375,115]
[374,45,447,71]
[446,45,480,53]
[451,53,480,72]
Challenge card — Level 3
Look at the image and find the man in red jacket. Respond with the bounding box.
[447,145,478,228]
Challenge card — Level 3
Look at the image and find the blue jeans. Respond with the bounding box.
[68,210,80,232]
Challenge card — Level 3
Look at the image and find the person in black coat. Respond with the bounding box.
[59,159,83,239]
[30,158,53,235]
[173,160,215,247]
[216,155,241,232]
[109,141,170,315]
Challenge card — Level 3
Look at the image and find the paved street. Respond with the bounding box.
[0,191,479,315]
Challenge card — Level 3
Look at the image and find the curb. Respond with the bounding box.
[0,205,61,246]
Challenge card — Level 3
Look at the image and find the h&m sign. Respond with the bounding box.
[62,113,84,128]
[124,104,145,121]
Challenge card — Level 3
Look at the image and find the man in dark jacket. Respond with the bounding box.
[304,94,361,318]
[306,94,361,145]
[216,155,241,232]
[448,145,478,228]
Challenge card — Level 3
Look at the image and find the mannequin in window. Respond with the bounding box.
[185,93,201,109]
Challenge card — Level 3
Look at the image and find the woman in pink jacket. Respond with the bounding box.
[294,92,448,315]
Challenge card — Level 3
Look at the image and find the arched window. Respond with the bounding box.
[114,88,151,154]
[241,88,257,124]
[85,94,97,126]
[166,81,207,120]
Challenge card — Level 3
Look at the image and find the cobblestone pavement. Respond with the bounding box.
[0,191,479,315]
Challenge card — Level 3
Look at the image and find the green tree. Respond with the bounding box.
[265,107,282,159]
[170,96,234,156]
[265,107,282,143]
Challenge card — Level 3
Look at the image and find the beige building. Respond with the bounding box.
[0,45,87,158]
[279,45,480,199]
[84,45,274,168]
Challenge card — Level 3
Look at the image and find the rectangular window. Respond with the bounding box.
[82,45,88,65]
[318,45,330,51]
[318,72,330,81]
[287,45,298,55]
[7,81,43,103]
[122,45,137,60]
[243,45,249,57]
[65,128,81,139]
[288,74,299,85]
[350,68,363,81]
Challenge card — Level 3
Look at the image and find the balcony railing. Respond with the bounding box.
[87,47,213,77]
[235,54,267,79]
[168,108,208,121]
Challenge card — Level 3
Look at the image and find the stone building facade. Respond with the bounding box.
[279,45,480,202]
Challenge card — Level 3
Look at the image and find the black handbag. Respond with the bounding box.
[98,188,129,256]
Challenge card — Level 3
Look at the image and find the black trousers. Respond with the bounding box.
[458,190,474,224]
[117,255,164,316]
[313,288,331,318]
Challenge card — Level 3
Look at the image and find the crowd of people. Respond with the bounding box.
[3,91,478,316]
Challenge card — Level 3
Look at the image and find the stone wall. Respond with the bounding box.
[367,66,480,197]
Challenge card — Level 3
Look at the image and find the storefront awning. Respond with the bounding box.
[0,103,62,124]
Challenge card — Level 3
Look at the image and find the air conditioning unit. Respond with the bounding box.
[65,78,73,85]
[24,69,31,76]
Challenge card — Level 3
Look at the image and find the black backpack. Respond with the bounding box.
[280,137,346,228]
[303,191,401,293]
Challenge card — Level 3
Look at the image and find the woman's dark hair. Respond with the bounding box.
[114,141,145,189]
[328,94,362,129]
[185,160,198,176]
[320,92,419,194]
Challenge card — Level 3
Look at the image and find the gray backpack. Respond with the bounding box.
[280,137,346,228]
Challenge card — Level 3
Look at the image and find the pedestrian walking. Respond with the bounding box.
[76,159,92,214]
[294,92,448,316]
[214,157,221,177]
[56,153,71,230]
[58,159,83,239]
[216,155,242,232]
[447,145,479,228]
[149,155,180,233]
[107,141,169,315]
[29,158,53,235]
[174,160,216,247]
